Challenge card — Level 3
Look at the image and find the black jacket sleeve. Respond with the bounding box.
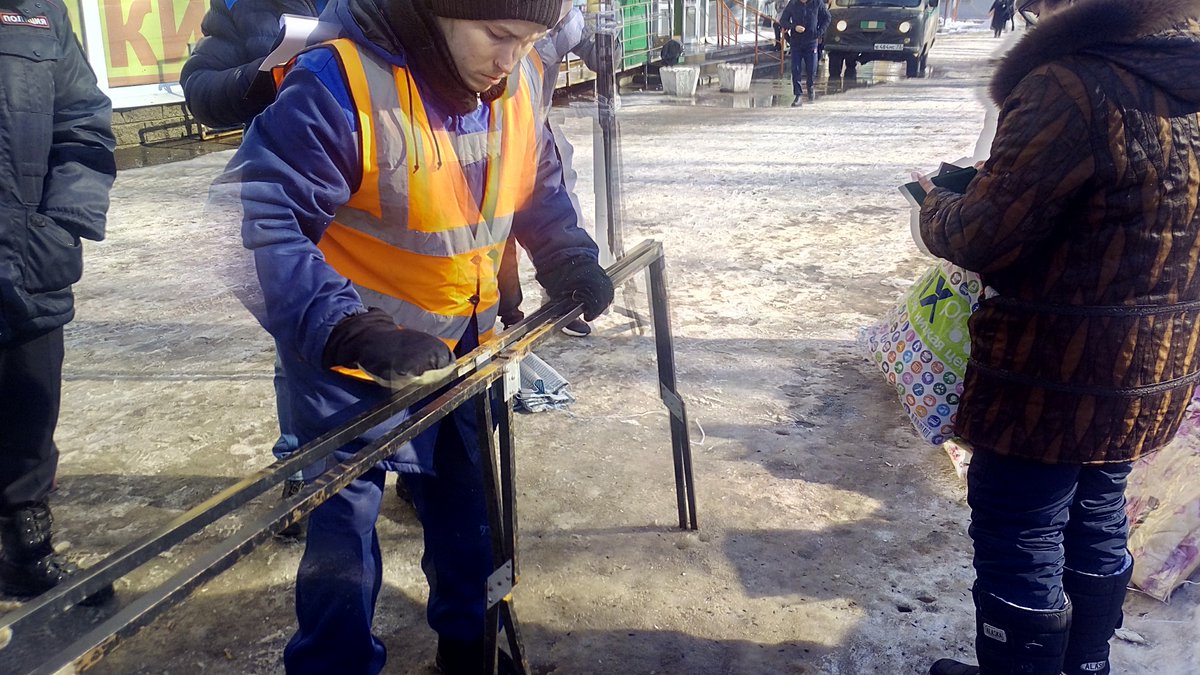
[41,25,115,242]
[180,0,277,128]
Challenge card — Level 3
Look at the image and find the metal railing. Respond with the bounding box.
[718,0,788,74]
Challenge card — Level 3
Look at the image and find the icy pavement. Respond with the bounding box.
[35,27,1200,675]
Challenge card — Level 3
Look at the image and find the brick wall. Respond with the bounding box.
[112,104,199,149]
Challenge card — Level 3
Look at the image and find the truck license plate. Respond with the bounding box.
[874,43,904,51]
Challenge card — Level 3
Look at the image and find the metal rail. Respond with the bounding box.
[0,239,697,674]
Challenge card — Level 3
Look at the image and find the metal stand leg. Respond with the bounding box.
[648,255,699,530]
[476,362,529,675]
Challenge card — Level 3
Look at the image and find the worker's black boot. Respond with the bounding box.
[930,585,1071,675]
[1062,562,1133,675]
[0,502,113,604]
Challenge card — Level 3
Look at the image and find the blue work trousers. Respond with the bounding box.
[282,415,492,674]
[282,325,494,674]
[967,449,1132,610]
[790,41,819,95]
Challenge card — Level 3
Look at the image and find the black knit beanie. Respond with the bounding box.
[427,0,566,30]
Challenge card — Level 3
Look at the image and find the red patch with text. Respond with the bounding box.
[0,12,51,29]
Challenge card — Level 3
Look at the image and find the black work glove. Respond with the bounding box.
[322,308,454,388]
[537,257,614,321]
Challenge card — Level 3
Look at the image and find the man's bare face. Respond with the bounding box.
[435,17,548,94]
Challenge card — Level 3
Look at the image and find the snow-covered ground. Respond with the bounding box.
[19,28,1199,675]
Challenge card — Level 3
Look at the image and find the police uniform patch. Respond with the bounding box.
[0,12,51,28]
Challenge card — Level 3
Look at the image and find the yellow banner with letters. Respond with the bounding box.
[99,0,205,87]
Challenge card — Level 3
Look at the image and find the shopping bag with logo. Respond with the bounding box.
[860,260,984,445]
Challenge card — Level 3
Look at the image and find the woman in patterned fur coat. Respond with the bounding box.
[915,0,1200,673]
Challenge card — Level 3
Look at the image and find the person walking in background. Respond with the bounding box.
[780,0,830,105]
[224,0,613,671]
[988,0,1011,37]
[0,0,115,600]
[915,0,1200,673]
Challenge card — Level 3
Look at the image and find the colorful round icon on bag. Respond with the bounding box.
[933,382,947,396]
[914,405,928,417]
[910,362,923,374]
[937,404,952,416]
[913,383,925,396]
[947,393,960,405]
[928,415,942,427]
[922,372,935,385]
[907,394,918,407]
[920,350,933,364]
[902,372,915,385]
[931,362,945,374]
[923,395,937,408]
[943,372,957,385]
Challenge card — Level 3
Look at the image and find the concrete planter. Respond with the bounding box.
[717,63,754,93]
[660,65,701,97]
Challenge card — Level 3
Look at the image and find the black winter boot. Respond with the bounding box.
[0,502,69,597]
[930,586,1071,675]
[0,503,113,605]
[1062,562,1133,675]
[929,659,979,675]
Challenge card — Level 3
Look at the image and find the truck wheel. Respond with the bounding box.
[905,54,920,77]
[918,50,929,75]
[828,53,844,78]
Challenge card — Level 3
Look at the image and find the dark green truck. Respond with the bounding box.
[824,0,940,78]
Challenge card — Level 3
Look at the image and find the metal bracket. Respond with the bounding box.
[660,385,685,420]
[486,560,514,608]
[503,359,521,403]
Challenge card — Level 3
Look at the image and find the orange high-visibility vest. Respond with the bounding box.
[280,39,543,359]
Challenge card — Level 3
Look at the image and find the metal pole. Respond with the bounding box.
[648,251,699,530]
[595,3,624,263]
[477,392,505,675]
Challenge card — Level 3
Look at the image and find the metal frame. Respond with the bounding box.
[0,239,696,674]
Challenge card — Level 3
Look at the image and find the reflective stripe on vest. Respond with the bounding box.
[307,39,542,350]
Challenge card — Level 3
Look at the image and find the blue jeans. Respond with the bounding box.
[967,450,1132,610]
[790,41,819,95]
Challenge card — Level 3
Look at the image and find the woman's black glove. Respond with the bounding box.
[537,257,614,321]
[322,308,454,388]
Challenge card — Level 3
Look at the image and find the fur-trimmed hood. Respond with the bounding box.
[990,0,1200,107]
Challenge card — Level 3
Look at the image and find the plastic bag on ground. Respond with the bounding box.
[514,352,576,413]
